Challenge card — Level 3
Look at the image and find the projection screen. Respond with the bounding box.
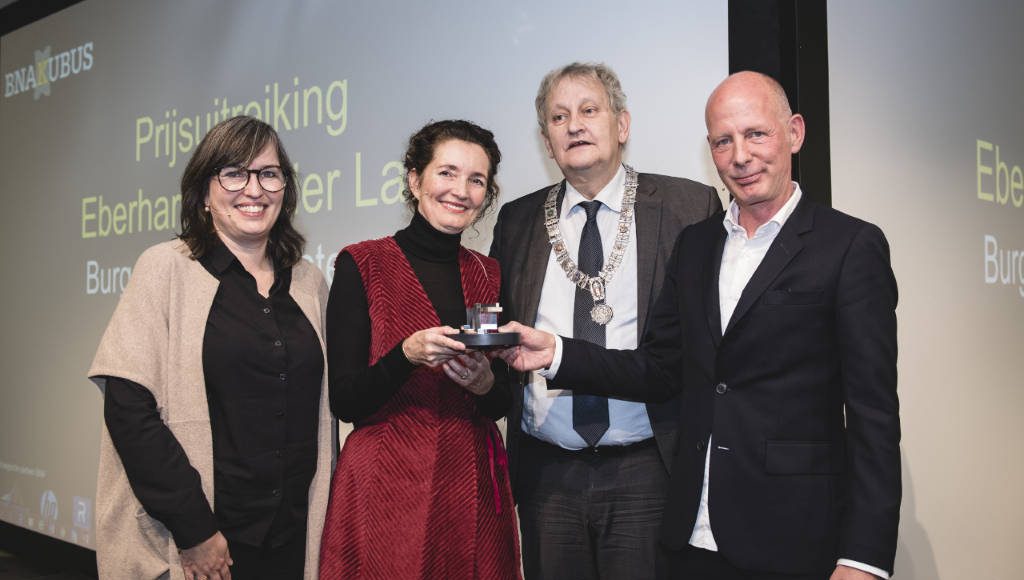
[829,1,1024,578]
[0,0,728,547]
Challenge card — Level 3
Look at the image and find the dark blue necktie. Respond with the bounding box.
[572,200,610,447]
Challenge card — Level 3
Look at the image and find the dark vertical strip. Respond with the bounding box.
[0,0,85,37]
[728,0,832,206]
[0,520,97,577]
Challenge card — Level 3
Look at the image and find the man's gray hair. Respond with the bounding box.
[534,62,627,135]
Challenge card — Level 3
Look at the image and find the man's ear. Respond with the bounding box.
[788,113,806,154]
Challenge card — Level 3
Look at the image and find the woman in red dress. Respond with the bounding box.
[319,120,520,579]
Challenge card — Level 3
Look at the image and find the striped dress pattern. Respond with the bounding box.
[319,237,520,579]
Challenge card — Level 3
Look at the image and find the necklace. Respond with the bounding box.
[543,164,637,325]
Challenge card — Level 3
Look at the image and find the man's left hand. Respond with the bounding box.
[830,565,880,580]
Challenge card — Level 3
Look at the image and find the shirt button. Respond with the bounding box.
[279,372,287,381]
[263,306,271,314]
[271,489,281,497]
[274,339,283,347]
[715,382,728,395]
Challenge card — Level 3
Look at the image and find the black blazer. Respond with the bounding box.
[554,196,901,575]
[489,173,720,491]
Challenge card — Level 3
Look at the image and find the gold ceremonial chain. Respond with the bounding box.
[543,164,637,325]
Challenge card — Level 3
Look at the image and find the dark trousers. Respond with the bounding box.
[227,534,306,580]
[661,545,831,580]
[516,435,669,580]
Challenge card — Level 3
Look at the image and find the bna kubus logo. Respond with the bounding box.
[4,41,94,100]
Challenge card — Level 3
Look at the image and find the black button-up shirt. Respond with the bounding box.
[103,241,323,549]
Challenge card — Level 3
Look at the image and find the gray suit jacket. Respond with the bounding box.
[489,172,720,490]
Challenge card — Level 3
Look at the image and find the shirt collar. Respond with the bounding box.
[204,237,239,275]
[562,164,626,219]
[200,236,285,283]
[722,182,803,237]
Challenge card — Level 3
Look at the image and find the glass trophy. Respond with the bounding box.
[453,303,520,348]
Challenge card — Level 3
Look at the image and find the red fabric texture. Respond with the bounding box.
[319,237,521,579]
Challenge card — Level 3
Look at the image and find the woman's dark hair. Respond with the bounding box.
[402,119,502,221]
[179,115,304,267]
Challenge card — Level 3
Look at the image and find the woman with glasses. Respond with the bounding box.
[90,116,333,580]
[318,120,520,578]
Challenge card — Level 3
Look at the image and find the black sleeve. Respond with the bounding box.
[474,357,512,420]
[327,252,416,423]
[834,223,901,571]
[103,377,217,549]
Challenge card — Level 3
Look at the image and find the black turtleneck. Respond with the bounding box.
[394,211,467,327]
[326,211,510,423]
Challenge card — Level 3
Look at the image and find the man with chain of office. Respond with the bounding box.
[489,61,720,579]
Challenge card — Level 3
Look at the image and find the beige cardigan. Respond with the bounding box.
[89,240,335,580]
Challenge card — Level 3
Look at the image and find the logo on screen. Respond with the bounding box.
[39,489,58,521]
[3,41,94,100]
[72,496,92,529]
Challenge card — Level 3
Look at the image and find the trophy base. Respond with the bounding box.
[453,332,520,348]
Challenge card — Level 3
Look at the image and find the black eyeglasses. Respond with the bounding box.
[214,165,287,192]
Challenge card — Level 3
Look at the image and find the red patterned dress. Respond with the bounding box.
[319,235,520,579]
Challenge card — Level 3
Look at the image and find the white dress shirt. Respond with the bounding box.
[524,165,653,449]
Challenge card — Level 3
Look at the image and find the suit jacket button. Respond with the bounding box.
[715,382,728,395]
[696,441,704,452]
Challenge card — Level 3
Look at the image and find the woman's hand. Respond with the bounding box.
[180,531,232,580]
[401,326,466,366]
[443,351,494,395]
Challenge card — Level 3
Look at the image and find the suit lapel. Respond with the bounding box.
[705,226,726,347]
[723,197,813,336]
[517,183,561,325]
[633,176,661,334]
